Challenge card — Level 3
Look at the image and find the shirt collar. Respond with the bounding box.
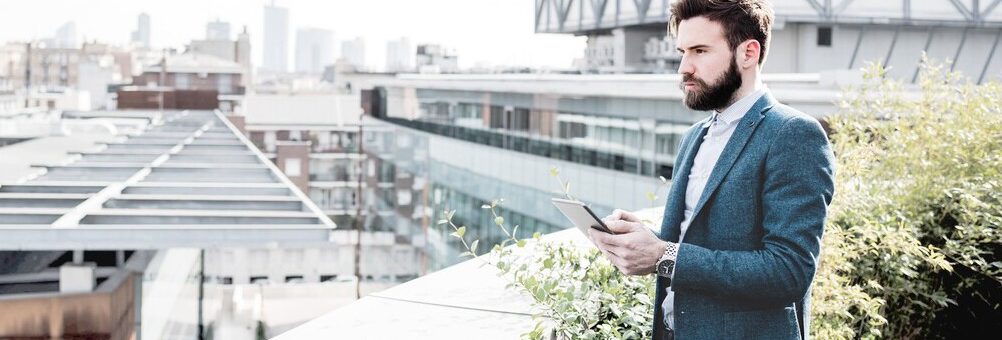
[713,83,768,126]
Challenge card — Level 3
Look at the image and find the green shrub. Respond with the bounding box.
[813,58,1001,339]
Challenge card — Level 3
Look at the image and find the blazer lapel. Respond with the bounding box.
[689,92,777,221]
[660,119,711,242]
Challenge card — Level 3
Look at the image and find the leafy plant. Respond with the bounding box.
[812,57,1001,339]
[440,169,656,339]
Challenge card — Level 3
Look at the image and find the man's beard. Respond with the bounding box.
[680,58,743,111]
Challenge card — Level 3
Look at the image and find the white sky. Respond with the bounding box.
[0,0,587,70]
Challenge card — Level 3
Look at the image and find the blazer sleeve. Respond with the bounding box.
[669,115,836,303]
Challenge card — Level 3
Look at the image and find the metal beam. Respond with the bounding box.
[553,0,576,30]
[633,0,652,23]
[949,0,975,20]
[848,28,865,69]
[834,0,856,15]
[985,0,1002,18]
[974,0,982,21]
[913,27,936,83]
[950,27,970,72]
[884,26,902,67]
[804,0,828,17]
[977,29,1002,84]
[591,0,609,28]
[535,0,547,30]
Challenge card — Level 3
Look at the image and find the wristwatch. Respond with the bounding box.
[655,242,678,279]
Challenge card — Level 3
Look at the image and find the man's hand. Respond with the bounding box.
[588,209,667,276]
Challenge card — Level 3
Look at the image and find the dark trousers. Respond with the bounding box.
[654,326,674,340]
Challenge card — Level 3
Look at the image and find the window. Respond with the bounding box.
[817,27,833,47]
[264,131,277,152]
[397,189,412,205]
[284,158,301,176]
[217,74,232,94]
[174,73,191,89]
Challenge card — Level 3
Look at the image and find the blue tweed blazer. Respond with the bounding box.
[653,92,836,340]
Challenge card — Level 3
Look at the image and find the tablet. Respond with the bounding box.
[551,198,615,234]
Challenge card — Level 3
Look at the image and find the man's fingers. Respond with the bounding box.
[604,209,641,223]
[605,220,642,234]
[586,228,603,249]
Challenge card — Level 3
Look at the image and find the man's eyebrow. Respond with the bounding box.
[677,44,711,52]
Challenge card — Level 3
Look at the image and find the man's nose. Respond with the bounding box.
[678,55,695,76]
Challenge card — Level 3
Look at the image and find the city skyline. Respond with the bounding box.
[0,0,586,70]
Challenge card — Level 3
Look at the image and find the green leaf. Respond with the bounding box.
[459,251,474,258]
[455,226,466,238]
[495,216,505,226]
[517,239,527,248]
[533,232,542,239]
[470,240,479,254]
[549,167,559,177]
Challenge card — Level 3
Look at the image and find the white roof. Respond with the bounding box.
[144,53,244,74]
[0,109,337,250]
[241,93,363,127]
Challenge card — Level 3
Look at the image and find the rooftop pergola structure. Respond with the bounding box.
[535,0,1002,34]
[0,110,337,250]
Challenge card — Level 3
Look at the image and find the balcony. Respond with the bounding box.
[275,208,663,339]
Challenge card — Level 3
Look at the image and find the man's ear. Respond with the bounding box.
[738,39,761,69]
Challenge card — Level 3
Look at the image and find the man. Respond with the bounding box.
[588,1,835,339]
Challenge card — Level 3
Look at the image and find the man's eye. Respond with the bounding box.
[695,49,706,54]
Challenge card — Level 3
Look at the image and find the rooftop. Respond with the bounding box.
[536,0,1002,34]
[143,53,245,74]
[0,109,336,250]
[276,208,664,339]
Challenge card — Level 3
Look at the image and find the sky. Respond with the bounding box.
[0,0,587,70]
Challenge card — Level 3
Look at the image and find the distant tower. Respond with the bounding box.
[340,37,367,70]
[237,26,252,69]
[386,37,413,72]
[206,19,232,41]
[131,13,151,48]
[55,21,78,48]
[263,2,290,73]
[237,26,253,88]
[295,28,335,74]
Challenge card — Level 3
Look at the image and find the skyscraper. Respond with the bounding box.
[295,28,335,74]
[339,37,366,70]
[131,13,151,48]
[263,3,290,73]
[385,37,413,73]
[54,21,77,48]
[206,19,231,41]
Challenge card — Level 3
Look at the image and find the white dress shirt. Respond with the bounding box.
[664,84,768,329]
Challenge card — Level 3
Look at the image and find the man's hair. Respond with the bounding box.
[668,0,774,65]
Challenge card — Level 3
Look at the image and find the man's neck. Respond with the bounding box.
[719,76,764,113]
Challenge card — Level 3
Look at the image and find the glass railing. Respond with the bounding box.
[374,116,674,178]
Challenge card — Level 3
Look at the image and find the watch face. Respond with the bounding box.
[657,259,674,276]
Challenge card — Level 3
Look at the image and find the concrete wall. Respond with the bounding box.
[0,273,136,340]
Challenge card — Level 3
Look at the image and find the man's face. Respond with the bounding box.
[675,16,743,111]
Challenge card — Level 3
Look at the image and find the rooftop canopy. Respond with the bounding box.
[0,110,336,250]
